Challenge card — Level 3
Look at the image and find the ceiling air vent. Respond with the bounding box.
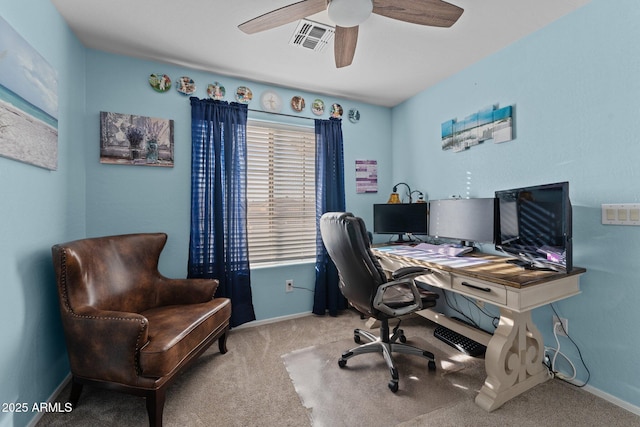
[289,19,335,53]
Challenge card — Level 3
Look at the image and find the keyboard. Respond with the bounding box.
[434,324,487,357]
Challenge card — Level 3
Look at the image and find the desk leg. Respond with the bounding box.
[475,308,549,411]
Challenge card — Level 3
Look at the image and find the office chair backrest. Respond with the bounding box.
[320,212,388,317]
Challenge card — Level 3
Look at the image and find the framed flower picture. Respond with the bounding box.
[99,111,174,167]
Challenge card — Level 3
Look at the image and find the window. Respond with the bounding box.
[246,120,316,264]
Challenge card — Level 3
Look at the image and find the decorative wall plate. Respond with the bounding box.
[207,82,225,100]
[348,108,361,123]
[235,86,253,104]
[176,76,196,95]
[330,103,343,118]
[312,99,325,116]
[260,90,283,113]
[149,74,171,92]
[291,96,305,112]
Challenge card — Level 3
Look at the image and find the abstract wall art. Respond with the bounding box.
[441,104,514,152]
[355,159,378,194]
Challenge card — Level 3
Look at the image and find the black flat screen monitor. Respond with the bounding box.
[428,198,496,244]
[373,203,428,243]
[495,181,572,272]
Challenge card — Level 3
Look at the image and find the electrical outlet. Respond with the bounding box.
[285,279,294,293]
[552,315,568,336]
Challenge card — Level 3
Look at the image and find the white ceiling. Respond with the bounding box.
[51,0,589,107]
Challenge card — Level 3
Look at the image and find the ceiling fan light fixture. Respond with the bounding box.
[327,0,373,28]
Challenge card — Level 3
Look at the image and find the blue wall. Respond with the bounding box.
[0,1,86,426]
[83,49,392,321]
[1,3,391,425]
[391,0,639,410]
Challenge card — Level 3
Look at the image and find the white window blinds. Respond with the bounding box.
[246,121,316,264]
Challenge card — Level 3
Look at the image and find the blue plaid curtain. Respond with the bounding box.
[188,97,255,327]
[313,118,347,316]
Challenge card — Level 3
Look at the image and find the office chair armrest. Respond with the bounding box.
[391,266,432,280]
[373,278,423,317]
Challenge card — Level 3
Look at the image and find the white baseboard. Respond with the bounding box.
[233,311,313,330]
[583,384,640,416]
[26,373,71,427]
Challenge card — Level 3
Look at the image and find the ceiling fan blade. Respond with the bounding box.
[239,0,328,34]
[373,0,463,28]
[334,25,359,68]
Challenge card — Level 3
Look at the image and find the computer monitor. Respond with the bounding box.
[373,203,428,243]
[495,181,572,272]
[427,198,496,245]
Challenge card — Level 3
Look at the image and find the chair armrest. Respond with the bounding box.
[373,278,424,317]
[156,277,220,305]
[62,307,149,383]
[391,266,432,280]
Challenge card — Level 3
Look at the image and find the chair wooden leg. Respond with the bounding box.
[68,377,83,408]
[146,388,166,427]
[218,332,228,354]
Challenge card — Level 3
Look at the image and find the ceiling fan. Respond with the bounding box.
[238,0,464,68]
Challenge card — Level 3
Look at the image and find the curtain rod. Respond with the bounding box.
[248,108,317,121]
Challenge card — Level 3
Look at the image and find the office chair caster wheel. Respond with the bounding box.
[388,380,399,393]
[428,360,436,371]
[354,334,361,344]
[338,358,347,368]
[399,335,407,343]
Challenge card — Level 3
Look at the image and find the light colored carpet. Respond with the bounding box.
[36,310,640,427]
[282,335,484,427]
[398,378,640,427]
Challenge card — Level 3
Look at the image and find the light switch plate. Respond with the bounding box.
[602,203,640,225]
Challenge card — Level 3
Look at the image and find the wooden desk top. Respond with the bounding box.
[372,247,586,289]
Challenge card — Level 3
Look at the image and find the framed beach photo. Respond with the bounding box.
[0,16,58,170]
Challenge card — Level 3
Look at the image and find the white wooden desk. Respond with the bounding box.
[372,246,586,412]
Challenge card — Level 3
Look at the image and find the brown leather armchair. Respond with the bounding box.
[51,233,231,427]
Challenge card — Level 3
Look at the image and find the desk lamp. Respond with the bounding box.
[388,182,412,203]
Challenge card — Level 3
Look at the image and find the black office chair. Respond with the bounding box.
[320,212,439,392]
